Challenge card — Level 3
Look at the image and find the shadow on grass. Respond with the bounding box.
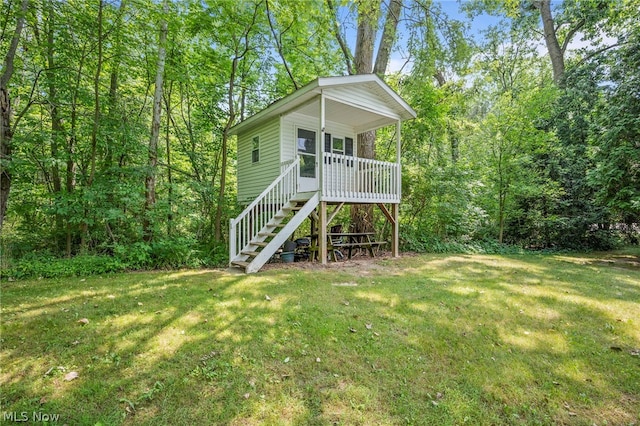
[1,254,639,425]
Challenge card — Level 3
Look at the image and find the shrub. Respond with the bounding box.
[1,254,128,280]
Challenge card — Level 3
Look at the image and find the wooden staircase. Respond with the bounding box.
[230,194,319,273]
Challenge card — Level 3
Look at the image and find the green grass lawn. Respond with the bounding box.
[2,250,639,425]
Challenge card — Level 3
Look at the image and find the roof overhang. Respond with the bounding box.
[228,74,417,136]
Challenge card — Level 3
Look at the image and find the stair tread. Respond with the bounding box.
[231,261,250,268]
[258,232,277,237]
[253,241,269,246]
[242,251,261,257]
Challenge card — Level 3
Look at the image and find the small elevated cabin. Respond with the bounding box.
[229,74,416,273]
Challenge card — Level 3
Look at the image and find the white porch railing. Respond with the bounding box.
[322,152,400,202]
[229,158,300,262]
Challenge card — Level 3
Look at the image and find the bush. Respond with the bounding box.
[1,254,128,280]
[150,237,203,269]
[113,242,152,269]
[400,226,526,255]
[1,237,231,281]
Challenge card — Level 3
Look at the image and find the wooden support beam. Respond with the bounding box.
[377,203,396,225]
[327,202,345,225]
[319,201,328,265]
[377,203,400,257]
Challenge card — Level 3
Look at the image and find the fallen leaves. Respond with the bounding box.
[64,371,79,381]
[332,282,358,287]
[77,318,89,325]
[563,402,577,417]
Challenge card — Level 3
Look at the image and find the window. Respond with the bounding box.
[332,137,344,155]
[345,137,354,156]
[324,133,354,156]
[297,128,316,178]
[252,136,259,163]
[324,133,354,165]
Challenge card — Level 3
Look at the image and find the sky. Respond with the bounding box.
[386,0,501,73]
[382,0,618,74]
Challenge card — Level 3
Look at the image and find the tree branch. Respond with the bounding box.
[326,0,354,74]
[561,18,585,54]
[265,0,299,89]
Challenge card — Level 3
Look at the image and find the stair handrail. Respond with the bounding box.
[229,158,300,261]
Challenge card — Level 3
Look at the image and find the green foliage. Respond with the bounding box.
[1,253,127,280]
[2,0,638,277]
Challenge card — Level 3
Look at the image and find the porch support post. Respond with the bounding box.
[392,202,399,257]
[395,120,402,199]
[377,203,400,257]
[319,201,328,264]
[394,121,401,257]
[319,92,325,197]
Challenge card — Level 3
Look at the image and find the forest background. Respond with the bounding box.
[1,0,638,277]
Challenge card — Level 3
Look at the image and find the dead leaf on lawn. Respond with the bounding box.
[342,300,350,306]
[630,349,640,357]
[77,318,89,325]
[365,323,373,329]
[316,357,321,363]
[243,393,251,399]
[349,327,357,333]
[265,295,271,301]
[64,371,79,381]
[283,357,290,363]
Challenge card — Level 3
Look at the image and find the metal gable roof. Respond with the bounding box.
[228,74,417,136]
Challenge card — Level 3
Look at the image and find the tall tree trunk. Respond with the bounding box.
[353,1,378,75]
[214,2,259,242]
[143,0,168,242]
[46,1,63,195]
[105,0,126,170]
[215,56,238,242]
[80,0,104,251]
[533,0,565,86]
[350,0,403,233]
[66,46,87,256]
[373,0,402,76]
[0,0,28,231]
[165,81,173,236]
[45,0,65,248]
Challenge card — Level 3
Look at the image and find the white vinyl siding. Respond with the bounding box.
[237,117,281,204]
[281,112,356,161]
[324,85,400,120]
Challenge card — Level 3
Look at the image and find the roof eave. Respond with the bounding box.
[228,74,417,136]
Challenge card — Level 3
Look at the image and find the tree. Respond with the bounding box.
[328,0,403,233]
[143,0,169,242]
[0,0,28,231]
